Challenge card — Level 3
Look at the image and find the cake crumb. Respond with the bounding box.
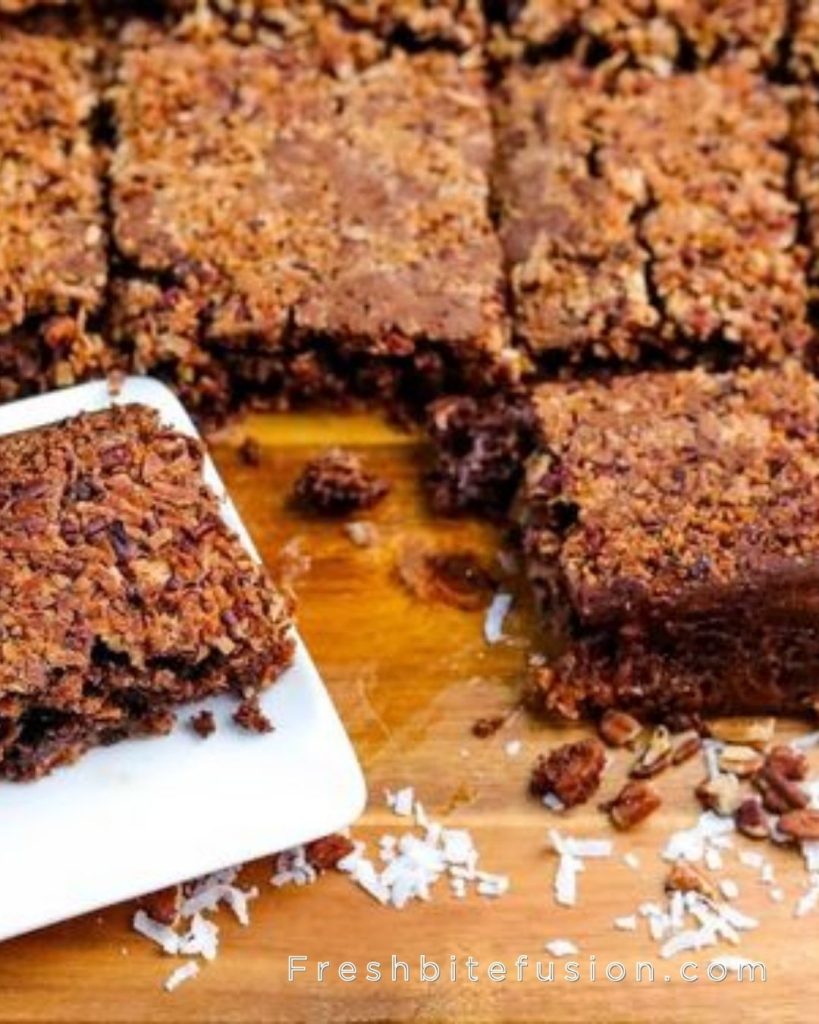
[233,699,274,734]
[293,448,389,515]
[238,437,262,467]
[530,738,606,808]
[190,710,216,739]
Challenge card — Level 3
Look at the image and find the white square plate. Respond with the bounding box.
[0,376,366,942]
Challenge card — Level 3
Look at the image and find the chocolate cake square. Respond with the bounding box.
[109,39,515,417]
[0,404,294,780]
[494,61,809,367]
[520,363,819,719]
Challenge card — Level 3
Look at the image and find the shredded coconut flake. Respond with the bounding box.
[133,911,181,956]
[164,961,200,992]
[709,956,759,975]
[549,830,611,907]
[794,884,819,918]
[484,592,513,644]
[542,792,565,812]
[803,840,819,873]
[545,939,578,957]
[663,811,735,863]
[791,731,819,751]
[391,787,415,817]
[739,850,765,870]
[272,846,318,888]
[178,914,219,962]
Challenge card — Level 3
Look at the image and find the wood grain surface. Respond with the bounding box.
[0,411,816,1024]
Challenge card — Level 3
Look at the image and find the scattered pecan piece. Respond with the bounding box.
[764,744,808,781]
[137,885,181,927]
[233,698,274,734]
[604,780,662,830]
[530,738,606,808]
[706,717,775,749]
[292,448,389,515]
[735,797,771,840]
[190,709,216,739]
[304,833,355,871]
[671,730,702,766]
[718,744,763,778]
[665,860,717,900]
[695,773,742,817]
[753,763,808,814]
[778,809,819,841]
[472,715,505,739]
[630,726,672,778]
[598,709,642,748]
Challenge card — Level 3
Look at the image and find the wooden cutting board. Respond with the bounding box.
[0,411,815,1024]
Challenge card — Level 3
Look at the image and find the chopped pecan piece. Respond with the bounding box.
[671,730,702,765]
[598,709,642,748]
[764,744,808,780]
[137,885,181,927]
[753,763,808,814]
[718,745,763,778]
[530,737,606,808]
[305,833,355,871]
[604,780,662,830]
[630,726,672,778]
[778,809,819,840]
[735,797,771,840]
[706,717,775,749]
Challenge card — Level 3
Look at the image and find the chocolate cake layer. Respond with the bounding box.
[495,60,810,368]
[0,30,108,402]
[520,363,819,720]
[109,39,517,419]
[528,615,819,721]
[0,404,294,780]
